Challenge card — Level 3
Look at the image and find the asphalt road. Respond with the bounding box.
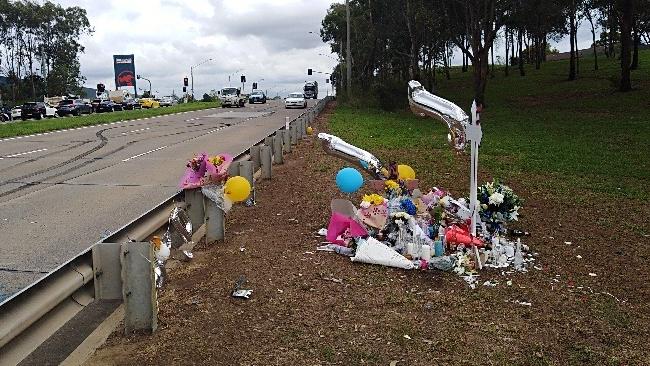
[0,99,316,301]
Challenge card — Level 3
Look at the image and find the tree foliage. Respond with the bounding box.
[0,0,93,103]
[321,0,645,109]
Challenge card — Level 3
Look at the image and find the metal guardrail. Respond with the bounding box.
[0,96,333,366]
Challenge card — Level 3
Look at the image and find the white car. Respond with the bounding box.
[11,107,21,119]
[285,92,307,109]
[160,96,176,107]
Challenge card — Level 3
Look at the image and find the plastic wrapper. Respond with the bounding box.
[201,185,233,213]
[326,212,368,245]
[351,237,414,269]
[428,256,457,272]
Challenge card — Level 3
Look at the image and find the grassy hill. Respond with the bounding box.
[330,50,650,202]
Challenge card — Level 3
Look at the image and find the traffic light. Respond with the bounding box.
[183,77,189,87]
[97,83,105,93]
[252,82,258,89]
[241,75,246,83]
[326,79,330,84]
[183,86,187,93]
[308,69,313,75]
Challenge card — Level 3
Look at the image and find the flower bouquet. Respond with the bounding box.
[179,152,233,189]
[477,180,522,232]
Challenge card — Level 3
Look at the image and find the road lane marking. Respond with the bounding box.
[121,145,168,162]
[121,127,151,135]
[3,148,48,158]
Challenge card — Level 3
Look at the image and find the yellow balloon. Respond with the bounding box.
[224,176,251,202]
[397,164,416,180]
[307,126,314,135]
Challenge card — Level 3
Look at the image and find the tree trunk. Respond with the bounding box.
[631,23,639,70]
[619,0,633,91]
[575,25,580,75]
[586,10,599,70]
[518,29,525,76]
[490,40,495,78]
[472,49,489,106]
[505,27,509,76]
[569,6,577,81]
[608,3,616,58]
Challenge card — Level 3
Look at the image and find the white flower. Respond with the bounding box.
[360,201,371,209]
[510,208,519,221]
[488,192,504,205]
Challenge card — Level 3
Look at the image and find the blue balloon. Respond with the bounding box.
[336,167,364,193]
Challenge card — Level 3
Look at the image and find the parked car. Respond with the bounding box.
[139,98,160,109]
[11,106,22,119]
[284,92,307,109]
[21,102,58,120]
[122,98,142,110]
[249,90,267,104]
[56,99,92,116]
[95,100,123,113]
[159,96,175,107]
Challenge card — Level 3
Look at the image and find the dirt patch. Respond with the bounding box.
[87,102,650,366]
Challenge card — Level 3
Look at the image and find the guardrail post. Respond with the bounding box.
[121,242,157,334]
[185,188,204,234]
[290,125,298,145]
[205,198,225,242]
[273,134,284,164]
[282,130,292,153]
[264,136,273,147]
[260,146,272,179]
[228,161,240,177]
[239,161,255,206]
[250,145,261,172]
[301,118,307,137]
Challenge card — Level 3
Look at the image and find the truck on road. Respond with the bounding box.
[304,81,318,99]
[219,87,246,108]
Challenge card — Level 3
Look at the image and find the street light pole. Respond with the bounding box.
[137,75,152,96]
[190,58,213,100]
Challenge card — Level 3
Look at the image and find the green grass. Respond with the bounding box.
[0,101,220,138]
[330,50,650,201]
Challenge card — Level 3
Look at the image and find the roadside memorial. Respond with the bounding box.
[315,82,535,287]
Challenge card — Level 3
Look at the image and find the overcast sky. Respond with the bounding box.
[54,0,598,98]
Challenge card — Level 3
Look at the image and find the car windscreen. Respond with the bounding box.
[221,88,238,95]
[288,93,303,98]
[58,100,74,105]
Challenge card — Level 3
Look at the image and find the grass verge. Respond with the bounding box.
[0,101,220,139]
[330,50,650,202]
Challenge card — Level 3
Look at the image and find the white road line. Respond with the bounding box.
[3,148,48,158]
[121,146,168,162]
[121,127,151,135]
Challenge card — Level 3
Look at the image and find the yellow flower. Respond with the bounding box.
[209,155,224,166]
[385,180,399,190]
[362,194,385,206]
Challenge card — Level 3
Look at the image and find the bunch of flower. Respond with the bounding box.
[477,180,522,230]
[384,179,402,198]
[186,153,208,172]
[360,193,385,208]
[400,198,417,215]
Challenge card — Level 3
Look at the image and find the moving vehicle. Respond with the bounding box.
[219,87,245,108]
[304,81,318,99]
[11,106,22,119]
[21,102,58,120]
[285,92,307,109]
[95,100,123,113]
[122,98,142,110]
[56,99,92,116]
[139,98,161,109]
[249,90,267,104]
[159,96,175,107]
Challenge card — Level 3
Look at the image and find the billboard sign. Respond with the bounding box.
[113,54,136,94]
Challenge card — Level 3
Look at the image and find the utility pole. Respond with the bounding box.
[346,0,352,96]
